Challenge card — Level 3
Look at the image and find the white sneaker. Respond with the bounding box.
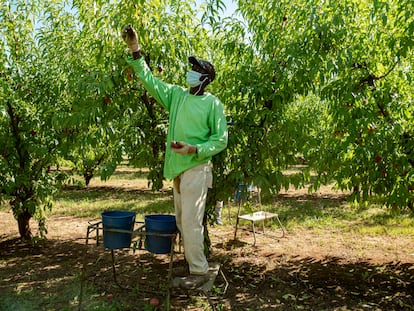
[179,274,209,289]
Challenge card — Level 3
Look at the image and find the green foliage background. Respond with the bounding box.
[0,0,413,238]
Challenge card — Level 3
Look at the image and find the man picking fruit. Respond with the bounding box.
[122,25,228,289]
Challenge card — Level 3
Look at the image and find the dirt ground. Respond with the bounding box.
[1,195,414,310]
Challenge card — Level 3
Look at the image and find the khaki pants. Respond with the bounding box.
[173,162,212,275]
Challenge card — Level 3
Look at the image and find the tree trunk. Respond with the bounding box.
[84,173,93,186]
[17,211,33,240]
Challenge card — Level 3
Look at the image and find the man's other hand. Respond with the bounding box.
[171,141,197,155]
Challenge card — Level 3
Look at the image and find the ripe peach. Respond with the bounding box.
[150,297,159,306]
[171,141,183,149]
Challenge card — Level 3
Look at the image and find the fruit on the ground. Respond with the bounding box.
[150,297,159,306]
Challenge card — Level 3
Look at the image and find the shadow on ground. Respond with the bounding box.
[1,236,413,311]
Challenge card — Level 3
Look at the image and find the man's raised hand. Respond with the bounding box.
[122,24,140,52]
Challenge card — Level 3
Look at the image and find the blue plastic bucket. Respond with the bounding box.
[102,210,136,250]
[145,214,177,254]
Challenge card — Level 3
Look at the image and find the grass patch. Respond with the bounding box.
[229,189,414,237]
[53,185,174,219]
[48,170,414,237]
[2,168,413,237]
[50,168,175,220]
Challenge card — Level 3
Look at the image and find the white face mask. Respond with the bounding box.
[186,70,208,87]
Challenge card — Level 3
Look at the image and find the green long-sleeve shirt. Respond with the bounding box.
[127,57,228,180]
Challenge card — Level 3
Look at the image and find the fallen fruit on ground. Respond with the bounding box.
[150,297,159,306]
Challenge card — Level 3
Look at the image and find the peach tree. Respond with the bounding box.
[209,0,413,209]
[0,1,134,239]
[0,2,75,239]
